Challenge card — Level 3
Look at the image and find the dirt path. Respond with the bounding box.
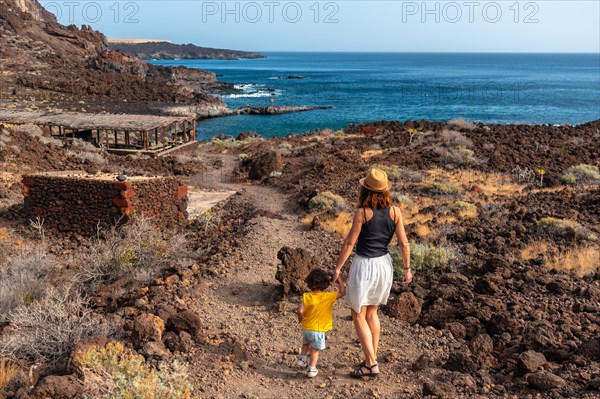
[181,150,458,399]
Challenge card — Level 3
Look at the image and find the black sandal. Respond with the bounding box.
[350,363,380,378]
[356,358,378,368]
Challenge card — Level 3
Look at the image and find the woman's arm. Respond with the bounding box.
[334,209,364,284]
[394,206,412,285]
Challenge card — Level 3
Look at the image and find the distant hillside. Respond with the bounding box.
[0,0,228,114]
[109,41,265,60]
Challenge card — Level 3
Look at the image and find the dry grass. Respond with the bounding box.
[320,212,353,237]
[0,246,56,318]
[0,359,20,390]
[519,240,600,277]
[436,215,459,224]
[1,289,110,362]
[360,150,384,159]
[520,240,551,261]
[547,246,600,277]
[414,224,431,238]
[73,217,187,287]
[424,168,524,196]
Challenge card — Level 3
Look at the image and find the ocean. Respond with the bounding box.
[150,52,600,139]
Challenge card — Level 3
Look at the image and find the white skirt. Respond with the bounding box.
[345,253,394,313]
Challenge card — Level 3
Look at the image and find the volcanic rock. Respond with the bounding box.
[31,375,83,399]
[422,380,456,399]
[166,310,202,336]
[444,350,481,373]
[526,371,566,391]
[248,149,283,180]
[518,350,546,373]
[382,292,422,324]
[132,313,165,347]
[275,247,319,296]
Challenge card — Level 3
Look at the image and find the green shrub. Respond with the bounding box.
[1,290,108,362]
[391,192,413,205]
[561,164,600,184]
[279,142,292,150]
[372,164,401,181]
[538,217,597,241]
[561,173,577,184]
[391,243,458,277]
[73,218,186,287]
[308,192,348,214]
[420,182,459,196]
[448,117,476,130]
[451,201,477,214]
[269,171,282,178]
[79,342,193,399]
[0,247,56,318]
[439,130,473,147]
[435,146,479,166]
[372,165,424,182]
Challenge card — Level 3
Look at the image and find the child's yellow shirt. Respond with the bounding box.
[301,291,338,332]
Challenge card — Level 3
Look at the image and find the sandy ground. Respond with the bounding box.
[176,150,472,399]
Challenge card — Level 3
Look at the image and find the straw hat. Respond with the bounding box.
[359,168,392,192]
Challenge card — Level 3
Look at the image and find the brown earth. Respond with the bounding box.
[1,119,599,398]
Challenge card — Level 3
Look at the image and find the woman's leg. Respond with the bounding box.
[351,307,378,371]
[365,305,381,359]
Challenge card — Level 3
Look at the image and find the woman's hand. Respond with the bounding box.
[333,269,341,285]
[402,268,413,285]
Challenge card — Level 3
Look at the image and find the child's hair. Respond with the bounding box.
[305,268,332,291]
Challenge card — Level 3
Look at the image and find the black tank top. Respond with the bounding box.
[355,207,397,258]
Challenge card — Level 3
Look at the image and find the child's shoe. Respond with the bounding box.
[307,366,318,378]
[296,355,308,368]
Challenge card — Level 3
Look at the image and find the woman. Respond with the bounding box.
[333,168,412,378]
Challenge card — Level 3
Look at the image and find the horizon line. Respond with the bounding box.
[252,50,600,54]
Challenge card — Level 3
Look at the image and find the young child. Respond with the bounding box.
[296,268,346,378]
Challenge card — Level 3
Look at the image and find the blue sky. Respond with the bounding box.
[41,1,600,52]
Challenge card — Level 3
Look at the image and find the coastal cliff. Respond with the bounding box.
[0,0,228,115]
[109,41,264,60]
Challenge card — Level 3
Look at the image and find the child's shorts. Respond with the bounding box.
[302,329,326,350]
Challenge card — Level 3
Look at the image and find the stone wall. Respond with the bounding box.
[22,172,188,235]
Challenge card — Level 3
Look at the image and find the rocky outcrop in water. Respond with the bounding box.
[109,41,264,60]
[234,105,333,115]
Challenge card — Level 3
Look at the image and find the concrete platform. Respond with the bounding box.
[187,188,237,219]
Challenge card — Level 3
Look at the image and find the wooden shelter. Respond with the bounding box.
[0,110,197,156]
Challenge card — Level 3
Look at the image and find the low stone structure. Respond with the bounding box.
[21,172,188,235]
